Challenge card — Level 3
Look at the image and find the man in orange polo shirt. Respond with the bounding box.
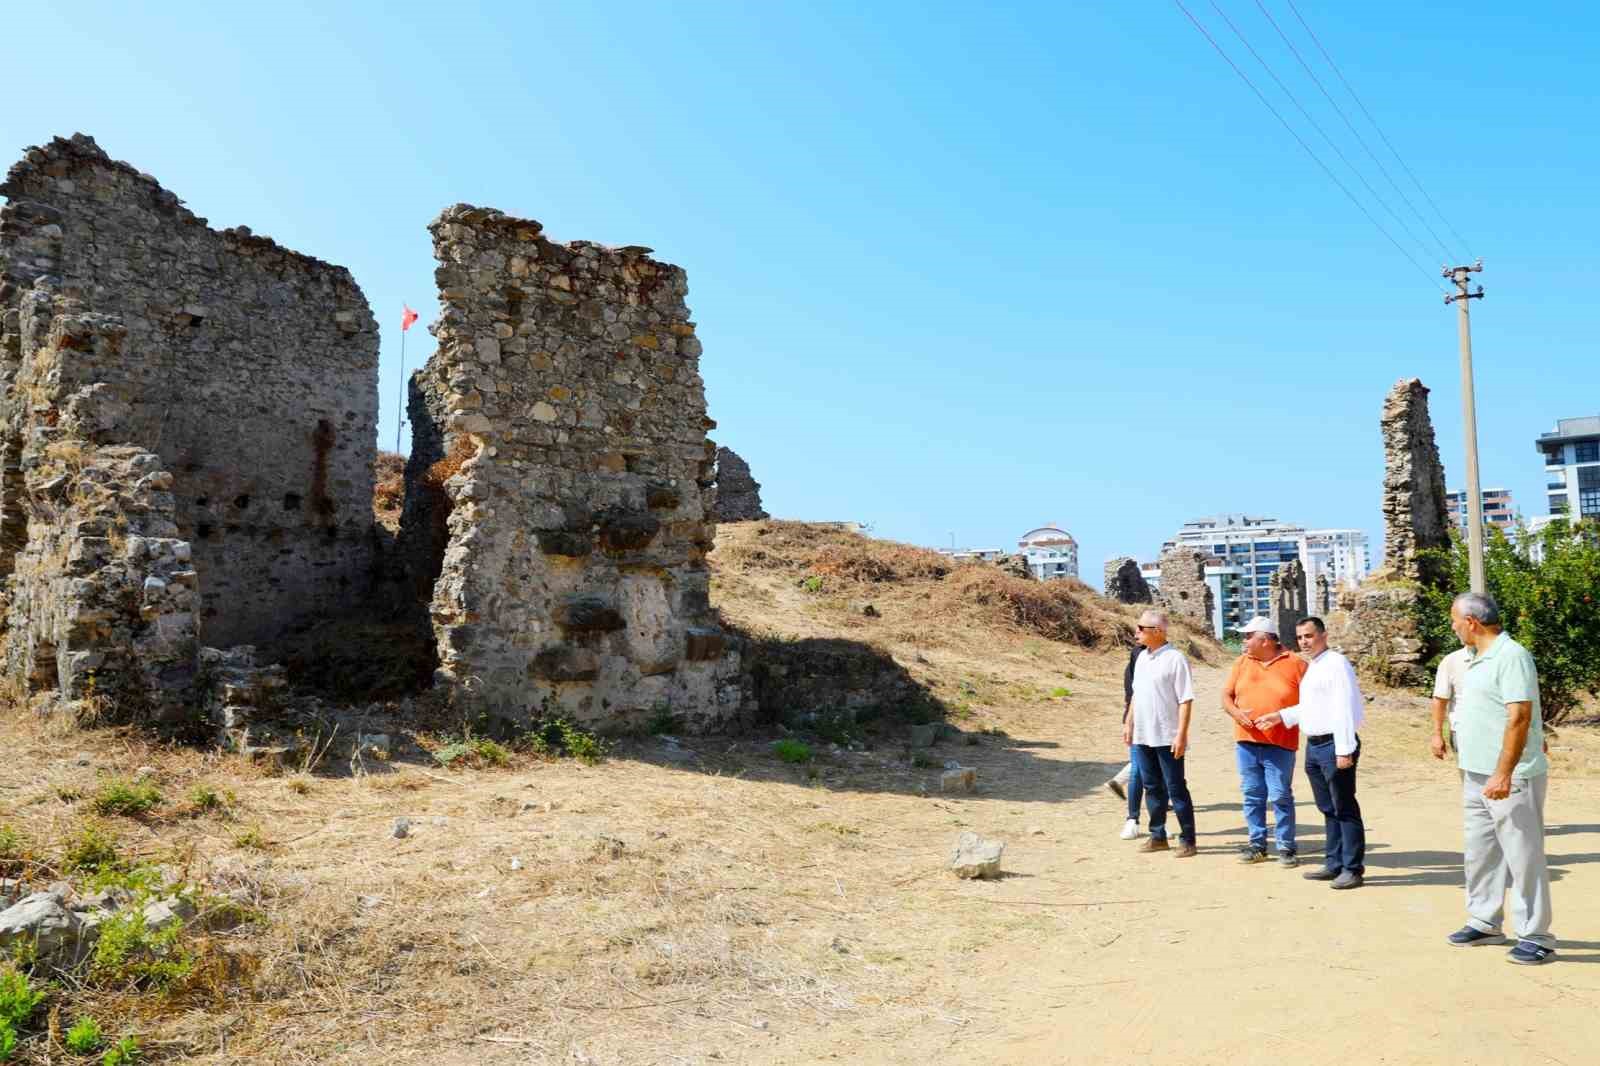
[1222,616,1306,867]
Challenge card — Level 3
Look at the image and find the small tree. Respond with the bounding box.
[1418,518,1600,725]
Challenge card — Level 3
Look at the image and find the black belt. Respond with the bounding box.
[1307,733,1334,745]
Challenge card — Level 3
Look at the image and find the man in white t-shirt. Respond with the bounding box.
[1121,608,1198,857]
[1431,646,1473,761]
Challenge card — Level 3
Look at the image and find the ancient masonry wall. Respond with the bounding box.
[406,204,741,728]
[1155,549,1213,631]
[1102,557,1152,605]
[1269,558,1307,641]
[1381,377,1449,584]
[712,446,768,522]
[0,134,378,705]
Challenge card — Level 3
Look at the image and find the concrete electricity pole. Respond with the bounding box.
[1444,260,1486,593]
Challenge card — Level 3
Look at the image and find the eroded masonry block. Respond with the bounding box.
[1155,549,1213,630]
[0,134,378,710]
[712,446,768,522]
[1381,378,1449,584]
[405,204,741,728]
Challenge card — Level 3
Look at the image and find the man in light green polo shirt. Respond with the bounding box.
[1444,591,1555,965]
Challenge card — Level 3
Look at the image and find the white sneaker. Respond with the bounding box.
[1119,819,1141,840]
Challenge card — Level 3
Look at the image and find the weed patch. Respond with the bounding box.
[773,739,812,764]
[91,779,163,817]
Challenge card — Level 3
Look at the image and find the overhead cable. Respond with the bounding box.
[1284,0,1474,261]
[1174,1,1448,292]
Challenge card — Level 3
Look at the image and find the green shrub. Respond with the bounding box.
[1418,520,1600,724]
[800,575,824,593]
[519,719,607,765]
[90,912,192,991]
[773,739,812,764]
[0,967,43,1030]
[102,1036,140,1066]
[66,1015,105,1054]
[90,780,162,817]
[811,709,859,746]
[433,737,511,768]
[1049,687,1071,698]
[0,1024,14,1061]
[62,823,120,873]
[186,783,234,814]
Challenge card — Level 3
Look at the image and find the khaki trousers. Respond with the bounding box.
[1462,771,1554,946]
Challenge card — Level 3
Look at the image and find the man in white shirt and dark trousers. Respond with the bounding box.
[1122,609,1198,858]
[1257,617,1367,889]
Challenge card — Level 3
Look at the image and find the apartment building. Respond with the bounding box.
[1538,416,1600,520]
[1018,525,1078,580]
[1444,487,1518,531]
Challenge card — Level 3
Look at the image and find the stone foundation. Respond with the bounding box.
[1155,549,1213,629]
[712,446,768,521]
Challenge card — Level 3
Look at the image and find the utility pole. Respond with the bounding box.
[1444,260,1486,593]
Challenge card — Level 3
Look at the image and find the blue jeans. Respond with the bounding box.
[1132,743,1195,845]
[1126,745,1144,822]
[1305,736,1364,874]
[1236,742,1296,854]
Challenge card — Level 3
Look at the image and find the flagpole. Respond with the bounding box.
[394,310,407,454]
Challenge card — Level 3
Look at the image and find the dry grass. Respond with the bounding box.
[373,449,406,519]
[20,521,1579,1063]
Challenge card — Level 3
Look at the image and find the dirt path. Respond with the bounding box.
[754,661,1600,1066]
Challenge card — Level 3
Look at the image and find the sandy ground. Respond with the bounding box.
[747,660,1600,1066]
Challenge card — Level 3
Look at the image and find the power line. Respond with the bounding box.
[1208,1,1440,269]
[1252,0,1455,265]
[1173,1,1447,292]
[1284,0,1474,261]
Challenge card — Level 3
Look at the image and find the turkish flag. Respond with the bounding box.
[401,304,419,332]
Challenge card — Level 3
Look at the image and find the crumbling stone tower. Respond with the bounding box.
[1381,378,1449,583]
[1269,559,1308,641]
[1155,549,1213,631]
[1102,557,1152,604]
[404,205,740,728]
[0,134,378,710]
[712,446,768,522]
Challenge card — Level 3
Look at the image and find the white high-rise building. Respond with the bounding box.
[1150,515,1371,634]
[1018,525,1078,580]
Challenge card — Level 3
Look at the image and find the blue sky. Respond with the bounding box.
[4,2,1594,577]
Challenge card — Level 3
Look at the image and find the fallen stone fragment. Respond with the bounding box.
[940,767,977,793]
[392,817,411,839]
[0,892,86,959]
[908,723,939,749]
[141,896,197,932]
[950,832,1004,880]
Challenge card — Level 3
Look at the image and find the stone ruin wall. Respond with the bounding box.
[1102,556,1152,605]
[0,134,377,707]
[1269,558,1307,641]
[1381,377,1449,584]
[712,446,768,522]
[404,204,741,728]
[1155,549,1213,630]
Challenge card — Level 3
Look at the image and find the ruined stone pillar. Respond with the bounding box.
[1270,559,1308,641]
[1155,549,1213,631]
[712,446,768,521]
[1102,557,1152,604]
[1381,378,1450,584]
[410,205,741,729]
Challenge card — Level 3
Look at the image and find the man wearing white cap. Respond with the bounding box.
[1221,617,1306,866]
[1122,608,1198,857]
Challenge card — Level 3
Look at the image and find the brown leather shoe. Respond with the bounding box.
[1173,841,1198,859]
[1137,837,1170,853]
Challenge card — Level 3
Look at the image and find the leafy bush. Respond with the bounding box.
[62,822,120,873]
[66,1016,105,1053]
[773,739,812,764]
[0,967,43,1030]
[432,737,511,768]
[90,779,162,817]
[519,719,607,765]
[102,1036,140,1066]
[1418,519,1600,723]
[91,912,192,991]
